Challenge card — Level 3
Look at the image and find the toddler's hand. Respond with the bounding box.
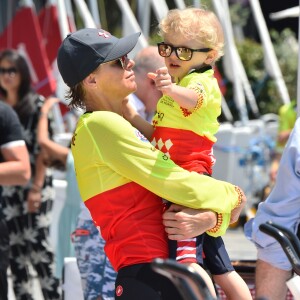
[148,67,173,95]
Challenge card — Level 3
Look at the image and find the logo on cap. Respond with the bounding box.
[98,31,110,38]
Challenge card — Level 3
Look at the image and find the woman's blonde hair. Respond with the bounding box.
[159,8,224,61]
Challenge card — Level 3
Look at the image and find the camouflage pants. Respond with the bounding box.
[73,219,116,300]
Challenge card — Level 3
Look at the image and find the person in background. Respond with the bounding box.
[269,100,297,183]
[123,7,251,299]
[0,49,60,299]
[38,97,117,299]
[245,116,300,300]
[130,46,165,122]
[57,27,245,300]
[261,100,297,202]
[0,101,31,300]
[36,97,81,280]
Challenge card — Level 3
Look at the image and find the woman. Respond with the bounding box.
[57,28,246,300]
[0,49,59,299]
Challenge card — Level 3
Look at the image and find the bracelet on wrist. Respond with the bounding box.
[207,212,223,234]
[191,85,205,112]
[234,186,243,208]
[31,183,42,192]
[39,112,48,118]
[30,188,41,194]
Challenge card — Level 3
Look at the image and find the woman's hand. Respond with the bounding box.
[162,204,217,240]
[27,189,42,213]
[42,97,60,114]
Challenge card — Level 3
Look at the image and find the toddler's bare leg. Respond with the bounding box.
[213,271,252,300]
[187,262,216,298]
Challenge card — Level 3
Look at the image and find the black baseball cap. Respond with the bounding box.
[57,28,141,87]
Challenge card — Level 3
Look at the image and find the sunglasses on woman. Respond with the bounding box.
[157,43,211,61]
[0,67,18,77]
[102,55,129,70]
[112,55,129,69]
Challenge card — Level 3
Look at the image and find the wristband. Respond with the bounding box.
[207,212,223,234]
[30,189,41,194]
[191,85,205,112]
[39,112,48,118]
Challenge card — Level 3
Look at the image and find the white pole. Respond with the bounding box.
[57,0,70,38]
[238,54,260,117]
[249,0,291,105]
[193,0,201,8]
[64,0,76,32]
[174,0,186,9]
[221,96,234,122]
[47,0,57,5]
[73,0,96,28]
[115,0,148,58]
[20,0,34,7]
[88,0,101,28]
[269,6,300,20]
[138,0,151,39]
[150,0,169,21]
[213,0,248,123]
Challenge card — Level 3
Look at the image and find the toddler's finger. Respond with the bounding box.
[147,72,157,80]
[156,67,168,74]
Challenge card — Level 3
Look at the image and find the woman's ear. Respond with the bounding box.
[205,50,218,65]
[83,73,97,87]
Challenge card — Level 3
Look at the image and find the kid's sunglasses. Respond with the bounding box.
[157,43,211,61]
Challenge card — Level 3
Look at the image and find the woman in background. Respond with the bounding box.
[0,49,59,299]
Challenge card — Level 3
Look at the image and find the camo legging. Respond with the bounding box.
[73,218,116,300]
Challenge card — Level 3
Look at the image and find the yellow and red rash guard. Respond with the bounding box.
[152,69,221,175]
[71,111,239,271]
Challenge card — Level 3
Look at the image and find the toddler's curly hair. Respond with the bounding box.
[159,8,224,61]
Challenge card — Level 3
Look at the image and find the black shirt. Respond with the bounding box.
[0,101,24,199]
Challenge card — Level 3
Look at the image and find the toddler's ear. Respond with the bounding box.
[205,50,218,64]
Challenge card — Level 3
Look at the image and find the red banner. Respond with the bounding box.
[0,6,56,97]
[38,4,62,67]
